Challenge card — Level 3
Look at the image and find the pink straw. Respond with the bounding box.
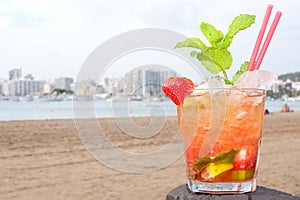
[254,11,282,70]
[248,4,273,71]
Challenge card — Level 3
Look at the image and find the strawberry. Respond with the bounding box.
[233,146,258,170]
[162,77,194,106]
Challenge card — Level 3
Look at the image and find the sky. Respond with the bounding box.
[0,0,299,81]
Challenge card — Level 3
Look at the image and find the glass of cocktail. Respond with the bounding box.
[177,87,265,193]
[162,4,281,194]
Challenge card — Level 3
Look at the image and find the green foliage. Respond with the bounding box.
[52,88,73,95]
[232,61,249,84]
[200,22,224,46]
[175,37,207,50]
[222,14,256,48]
[278,71,300,82]
[175,14,256,83]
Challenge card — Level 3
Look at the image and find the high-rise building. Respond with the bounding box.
[99,77,123,95]
[6,68,45,96]
[271,80,283,93]
[42,83,53,94]
[9,68,22,80]
[124,65,177,98]
[8,78,45,96]
[0,80,9,96]
[0,82,2,95]
[54,77,74,91]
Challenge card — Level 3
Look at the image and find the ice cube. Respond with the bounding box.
[192,78,226,95]
[192,81,208,95]
[250,96,264,105]
[236,111,248,120]
[235,70,278,90]
[208,78,225,89]
[247,89,264,97]
[203,126,210,131]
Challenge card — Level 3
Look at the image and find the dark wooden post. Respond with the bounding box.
[166,184,300,200]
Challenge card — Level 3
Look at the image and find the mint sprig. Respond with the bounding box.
[175,14,255,84]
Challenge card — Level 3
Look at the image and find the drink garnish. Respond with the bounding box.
[175,14,255,84]
[233,147,257,170]
[162,77,194,106]
[233,168,254,180]
[201,163,233,179]
[193,148,239,173]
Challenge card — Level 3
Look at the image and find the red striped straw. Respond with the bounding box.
[247,4,282,71]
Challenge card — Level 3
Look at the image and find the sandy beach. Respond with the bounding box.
[0,112,299,199]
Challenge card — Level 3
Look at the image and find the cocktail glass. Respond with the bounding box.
[177,88,266,194]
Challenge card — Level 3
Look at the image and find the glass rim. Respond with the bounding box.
[191,87,265,90]
[187,87,266,96]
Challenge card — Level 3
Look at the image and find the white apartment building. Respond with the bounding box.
[42,83,54,94]
[9,67,22,80]
[124,65,177,97]
[271,79,284,93]
[54,77,74,91]
[99,77,123,95]
[8,78,45,96]
[0,80,10,96]
[292,82,300,91]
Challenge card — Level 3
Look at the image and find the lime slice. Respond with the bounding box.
[233,168,254,180]
[202,163,233,178]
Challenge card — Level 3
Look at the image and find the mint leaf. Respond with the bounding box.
[232,61,249,84]
[193,47,232,74]
[222,14,255,48]
[200,22,224,46]
[175,37,207,50]
[193,149,239,172]
[228,14,256,36]
[196,52,221,74]
[206,47,232,70]
[193,156,211,173]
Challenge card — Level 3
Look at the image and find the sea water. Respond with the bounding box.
[0,99,299,121]
[0,99,176,121]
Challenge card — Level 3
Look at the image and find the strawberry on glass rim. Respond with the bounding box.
[162,77,194,106]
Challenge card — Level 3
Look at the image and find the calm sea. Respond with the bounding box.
[0,99,299,121]
[0,99,176,121]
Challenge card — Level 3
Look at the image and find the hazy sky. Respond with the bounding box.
[0,0,299,81]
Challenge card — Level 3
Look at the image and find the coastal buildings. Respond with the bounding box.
[124,65,177,98]
[6,68,46,96]
[1,68,73,99]
[54,77,74,91]
[1,67,300,101]
[0,80,9,96]
[269,79,300,100]
[8,78,45,96]
[9,68,22,80]
[73,65,178,100]
[99,76,123,95]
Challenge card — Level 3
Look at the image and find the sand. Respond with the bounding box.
[0,112,299,199]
